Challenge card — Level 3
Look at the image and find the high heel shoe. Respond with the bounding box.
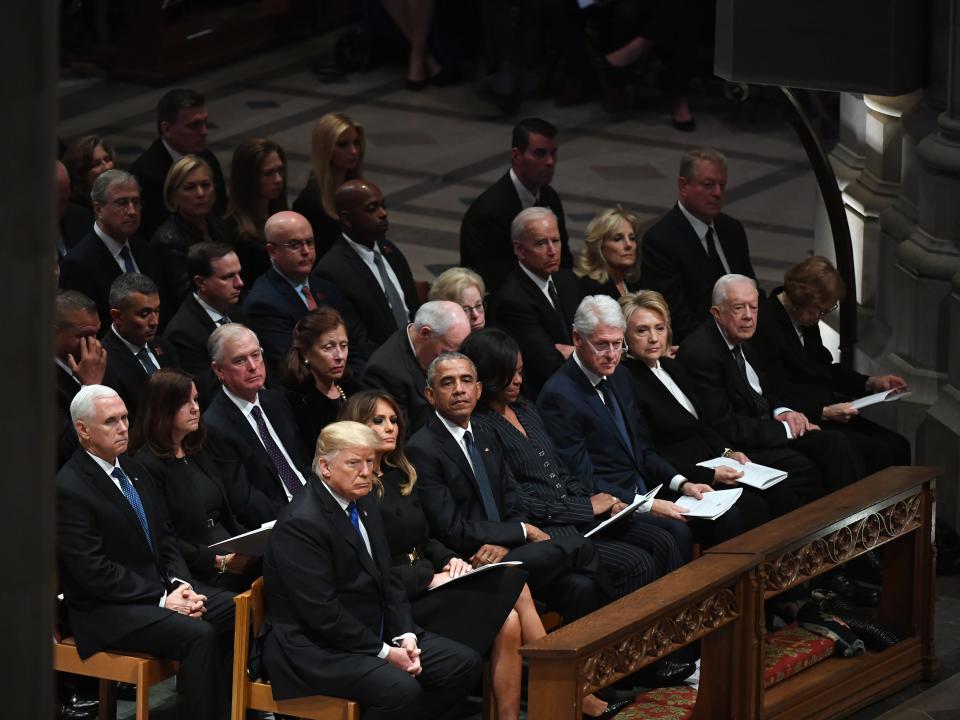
[584,697,631,720]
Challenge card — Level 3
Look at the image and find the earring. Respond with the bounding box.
[303,358,310,366]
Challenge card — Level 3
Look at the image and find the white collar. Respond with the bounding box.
[436,411,474,444]
[85,450,122,478]
[677,201,714,241]
[509,168,538,208]
[572,350,604,387]
[321,479,352,511]
[193,292,230,323]
[55,357,79,382]
[94,222,130,255]
[161,138,185,163]
[715,321,738,351]
[342,232,380,260]
[518,261,551,292]
[271,263,310,292]
[222,385,262,416]
[111,324,148,356]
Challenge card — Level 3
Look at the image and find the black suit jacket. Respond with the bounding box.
[537,358,680,502]
[489,266,581,396]
[161,295,247,408]
[290,175,344,261]
[678,320,789,449]
[459,171,572,294]
[56,364,82,469]
[129,139,227,239]
[753,290,868,421]
[56,450,192,658]
[360,328,431,432]
[625,356,726,485]
[101,330,178,422]
[58,229,166,331]
[406,414,528,556]
[312,235,421,348]
[640,205,757,342]
[262,476,417,700]
[202,388,311,528]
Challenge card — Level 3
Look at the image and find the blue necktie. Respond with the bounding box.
[137,347,158,375]
[118,245,136,273]
[597,379,647,492]
[346,501,372,558]
[464,431,501,521]
[112,467,154,551]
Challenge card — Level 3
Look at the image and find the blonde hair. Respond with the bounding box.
[312,421,379,476]
[310,113,365,220]
[163,155,213,212]
[620,290,673,348]
[575,207,641,284]
[428,267,486,304]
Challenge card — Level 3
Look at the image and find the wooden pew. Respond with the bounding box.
[521,466,939,720]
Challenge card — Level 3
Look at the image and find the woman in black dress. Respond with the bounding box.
[575,206,641,300]
[339,391,621,720]
[130,368,257,592]
[279,307,360,455]
[222,138,289,290]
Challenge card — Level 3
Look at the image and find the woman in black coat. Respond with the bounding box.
[130,368,257,591]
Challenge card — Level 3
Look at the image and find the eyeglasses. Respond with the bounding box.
[582,337,627,356]
[268,238,315,252]
[818,302,839,318]
[461,301,486,316]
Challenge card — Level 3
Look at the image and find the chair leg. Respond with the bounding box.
[135,683,149,720]
[98,680,116,720]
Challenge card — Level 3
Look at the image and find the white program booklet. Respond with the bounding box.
[427,561,524,591]
[696,457,788,490]
[208,520,276,556]
[584,484,663,538]
[675,488,743,520]
[850,387,911,411]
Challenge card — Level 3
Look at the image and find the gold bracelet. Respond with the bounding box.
[218,555,228,574]
[722,448,734,458]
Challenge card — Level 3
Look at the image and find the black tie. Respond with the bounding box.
[704,227,726,279]
[250,405,303,499]
[119,245,136,273]
[464,431,501,521]
[546,277,571,342]
[732,344,770,416]
[137,347,158,375]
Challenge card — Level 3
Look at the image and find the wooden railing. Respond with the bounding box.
[521,466,939,720]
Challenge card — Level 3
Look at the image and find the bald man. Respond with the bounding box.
[241,210,368,370]
[312,179,421,347]
[56,160,93,258]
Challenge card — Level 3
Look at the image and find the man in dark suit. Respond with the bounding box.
[313,179,421,348]
[460,117,572,294]
[488,207,581,396]
[262,421,481,717]
[241,211,365,370]
[59,169,165,331]
[129,88,227,238]
[362,301,471,432]
[679,274,863,496]
[538,295,733,561]
[102,273,178,423]
[639,148,758,343]
[408,352,613,621]
[162,242,246,407]
[56,160,92,257]
[55,291,107,469]
[203,324,312,528]
[56,385,234,719]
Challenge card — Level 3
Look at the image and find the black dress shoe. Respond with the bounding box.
[584,697,631,720]
[609,659,696,694]
[116,681,137,701]
[57,701,98,720]
[62,694,98,712]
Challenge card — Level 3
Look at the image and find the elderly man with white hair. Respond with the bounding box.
[488,206,582,396]
[202,323,312,527]
[56,385,234,720]
[539,295,751,561]
[361,300,472,432]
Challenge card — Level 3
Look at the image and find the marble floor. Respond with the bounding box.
[57,26,960,720]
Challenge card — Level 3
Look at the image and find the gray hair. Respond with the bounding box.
[679,148,727,181]
[90,168,139,206]
[412,300,467,337]
[312,421,380,476]
[55,290,97,327]
[207,323,258,365]
[573,294,626,337]
[510,206,557,245]
[108,273,160,310]
[712,274,757,306]
[426,351,476,387]
[428,266,486,303]
[70,384,121,423]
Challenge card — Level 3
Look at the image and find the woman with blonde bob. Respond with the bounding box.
[428,266,487,332]
[292,112,366,258]
[152,154,228,306]
[575,206,641,299]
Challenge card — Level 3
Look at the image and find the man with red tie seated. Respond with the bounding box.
[261,421,481,718]
[56,385,234,720]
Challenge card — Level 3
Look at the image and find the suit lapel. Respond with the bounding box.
[342,241,393,315]
[516,269,567,340]
[82,455,156,556]
[219,395,277,478]
[567,362,635,459]
[316,480,382,584]
[432,419,477,486]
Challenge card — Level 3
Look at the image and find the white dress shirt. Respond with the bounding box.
[161,139,184,163]
[509,168,538,208]
[272,264,315,309]
[194,292,230,325]
[94,223,140,273]
[341,233,410,317]
[517,261,556,308]
[110,324,160,373]
[222,387,307,499]
[677,201,731,274]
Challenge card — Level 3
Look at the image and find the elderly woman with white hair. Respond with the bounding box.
[259,420,483,716]
[428,266,487,332]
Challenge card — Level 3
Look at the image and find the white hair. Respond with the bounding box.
[412,300,467,337]
[510,206,557,245]
[207,323,258,364]
[70,385,121,423]
[712,274,758,306]
[573,295,626,337]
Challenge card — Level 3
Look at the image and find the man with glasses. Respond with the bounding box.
[639,147,758,343]
[242,211,364,370]
[489,206,582,396]
[538,295,735,562]
[60,169,166,331]
[313,179,421,349]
